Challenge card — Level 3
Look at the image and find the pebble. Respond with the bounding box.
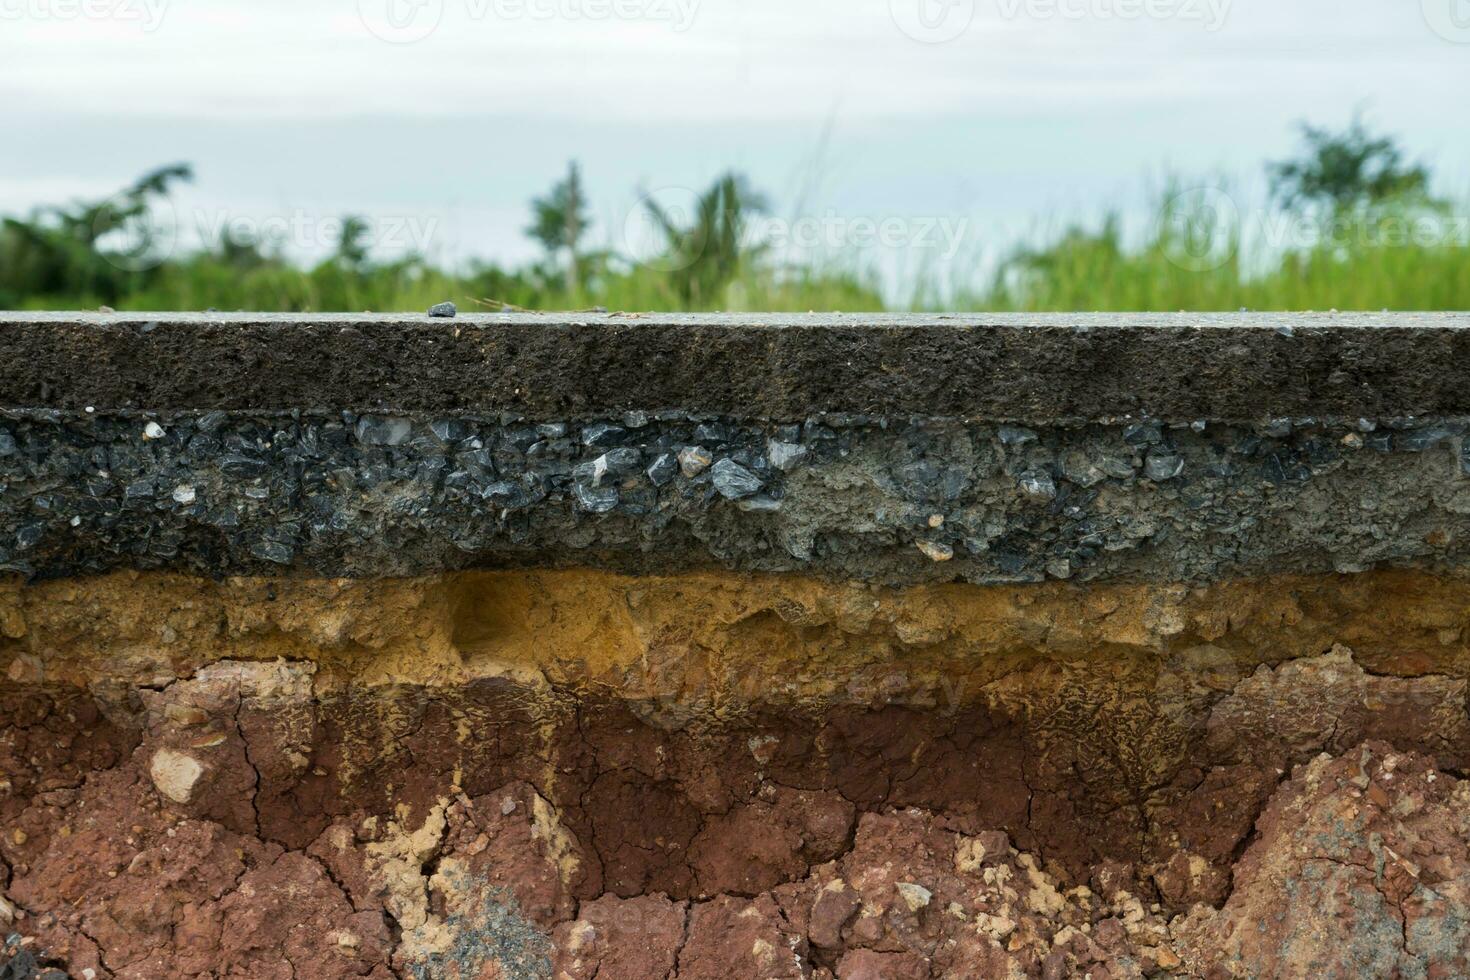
[430,419,473,444]
[149,748,204,804]
[582,423,626,448]
[427,302,457,318]
[143,422,166,440]
[917,540,954,562]
[998,425,1038,446]
[646,453,678,487]
[1046,558,1073,580]
[1397,427,1454,452]
[1123,422,1164,447]
[678,446,713,477]
[693,422,731,445]
[1144,454,1185,482]
[1060,453,1105,488]
[896,882,933,911]
[481,482,528,508]
[711,459,763,499]
[1262,418,1293,439]
[355,416,413,447]
[574,483,618,513]
[1018,470,1057,502]
[593,448,642,484]
[250,540,295,564]
[767,440,808,472]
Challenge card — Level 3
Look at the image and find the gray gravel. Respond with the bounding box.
[5,408,1470,584]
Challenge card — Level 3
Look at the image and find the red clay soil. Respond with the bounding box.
[6,569,1470,976]
[4,740,1468,978]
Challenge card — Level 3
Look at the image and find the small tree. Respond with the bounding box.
[1268,116,1434,215]
[527,162,591,296]
[0,162,193,305]
[335,215,372,270]
[642,172,767,305]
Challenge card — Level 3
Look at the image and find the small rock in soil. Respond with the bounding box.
[710,459,763,499]
[678,446,713,478]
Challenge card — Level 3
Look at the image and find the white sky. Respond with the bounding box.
[3,0,1467,294]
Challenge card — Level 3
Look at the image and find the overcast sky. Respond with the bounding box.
[3,0,1466,293]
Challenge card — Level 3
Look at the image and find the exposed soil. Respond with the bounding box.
[5,569,1470,976]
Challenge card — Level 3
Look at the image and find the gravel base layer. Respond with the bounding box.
[3,408,1470,582]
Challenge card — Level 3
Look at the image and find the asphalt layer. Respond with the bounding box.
[5,311,1470,423]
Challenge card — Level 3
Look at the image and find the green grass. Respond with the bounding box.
[952,206,1470,313]
[6,196,1467,314]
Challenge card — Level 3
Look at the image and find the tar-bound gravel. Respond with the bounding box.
[5,406,1470,583]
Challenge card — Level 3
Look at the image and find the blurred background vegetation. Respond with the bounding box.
[2,119,1465,313]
